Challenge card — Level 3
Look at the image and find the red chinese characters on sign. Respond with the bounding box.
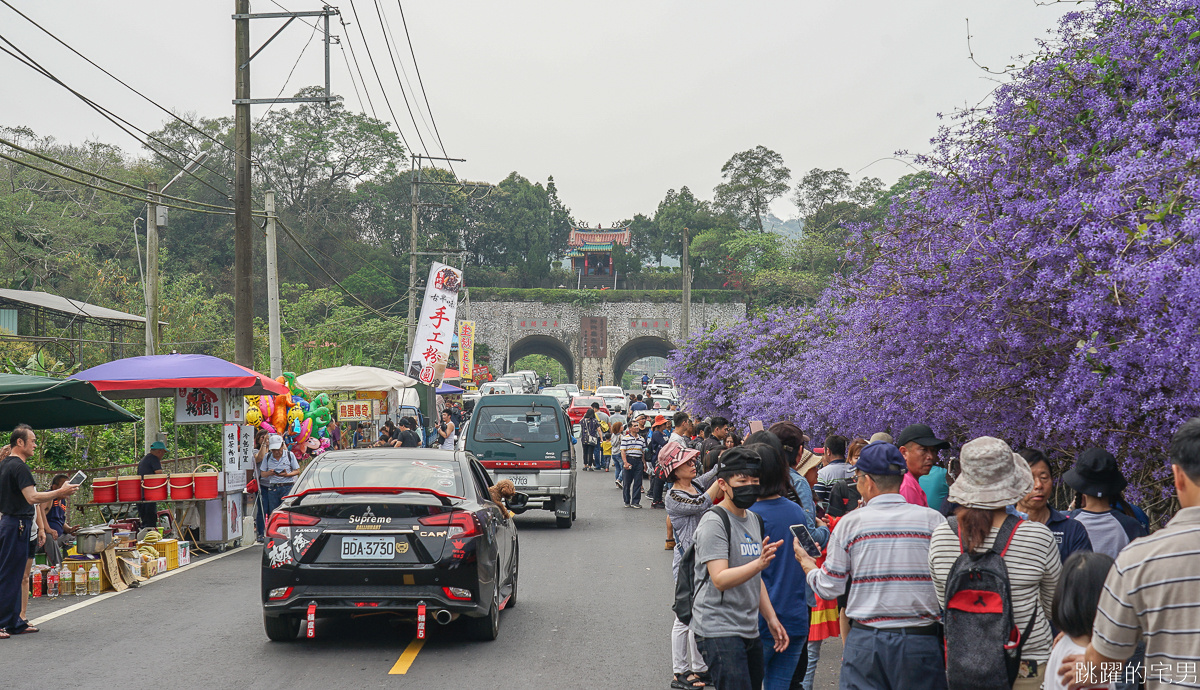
[517,318,560,329]
[429,306,450,329]
[185,388,219,418]
[337,400,374,421]
[629,318,671,329]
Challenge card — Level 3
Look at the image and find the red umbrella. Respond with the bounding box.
[76,353,289,399]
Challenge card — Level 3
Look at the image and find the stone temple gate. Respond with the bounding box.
[461,298,746,385]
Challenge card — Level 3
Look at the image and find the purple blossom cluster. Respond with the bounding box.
[670,0,1200,509]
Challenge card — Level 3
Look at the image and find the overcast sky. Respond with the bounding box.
[1,1,1072,224]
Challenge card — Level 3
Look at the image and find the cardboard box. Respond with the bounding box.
[177,541,191,566]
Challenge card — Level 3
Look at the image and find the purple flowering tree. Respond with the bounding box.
[671,0,1200,518]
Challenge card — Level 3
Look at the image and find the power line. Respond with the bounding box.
[0,36,232,197]
[338,15,377,119]
[0,150,233,216]
[0,0,244,165]
[0,136,235,211]
[337,36,367,117]
[368,0,430,157]
[346,0,413,153]
[395,1,452,165]
[255,19,322,128]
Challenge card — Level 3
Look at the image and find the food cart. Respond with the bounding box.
[294,365,418,444]
[75,353,288,551]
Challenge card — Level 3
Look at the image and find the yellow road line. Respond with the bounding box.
[388,638,425,675]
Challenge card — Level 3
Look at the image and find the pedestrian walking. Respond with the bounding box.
[929,436,1061,690]
[1016,448,1093,563]
[621,419,647,507]
[895,424,951,507]
[610,421,624,488]
[1042,551,1115,690]
[436,411,457,450]
[1063,448,1148,560]
[797,440,947,690]
[1057,418,1200,690]
[580,409,602,471]
[746,440,812,690]
[648,414,671,507]
[0,425,78,637]
[691,447,789,690]
[664,442,720,689]
[600,429,613,472]
[828,438,867,517]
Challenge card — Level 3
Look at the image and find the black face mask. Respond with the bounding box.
[729,484,760,509]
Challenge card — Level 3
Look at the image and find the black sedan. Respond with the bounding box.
[260,448,522,641]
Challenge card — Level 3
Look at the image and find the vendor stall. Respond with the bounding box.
[295,365,418,445]
[76,353,288,551]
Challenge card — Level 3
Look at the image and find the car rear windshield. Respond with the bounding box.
[473,405,563,443]
[296,458,464,495]
[572,397,604,408]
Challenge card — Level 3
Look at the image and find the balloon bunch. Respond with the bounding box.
[245,372,336,456]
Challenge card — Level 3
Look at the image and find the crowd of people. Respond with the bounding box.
[613,408,1200,690]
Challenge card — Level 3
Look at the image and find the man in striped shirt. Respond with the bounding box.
[620,417,648,508]
[796,440,947,690]
[1059,417,1200,690]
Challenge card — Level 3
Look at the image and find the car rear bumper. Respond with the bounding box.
[262,583,488,619]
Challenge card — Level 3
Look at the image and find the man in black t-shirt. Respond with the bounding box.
[0,424,78,635]
[136,441,167,529]
[398,418,422,448]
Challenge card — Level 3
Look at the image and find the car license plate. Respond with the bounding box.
[340,537,395,560]
[497,474,531,486]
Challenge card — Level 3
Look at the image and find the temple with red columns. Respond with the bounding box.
[567,223,632,289]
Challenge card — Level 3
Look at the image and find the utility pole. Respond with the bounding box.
[407,157,420,367]
[233,0,253,367]
[231,3,340,368]
[264,191,283,377]
[144,182,160,452]
[681,226,691,340]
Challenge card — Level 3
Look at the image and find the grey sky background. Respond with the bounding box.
[2,1,1072,225]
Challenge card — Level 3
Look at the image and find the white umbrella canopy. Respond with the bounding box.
[295,365,418,392]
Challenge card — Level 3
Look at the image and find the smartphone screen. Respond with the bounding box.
[790,523,822,558]
[69,470,86,486]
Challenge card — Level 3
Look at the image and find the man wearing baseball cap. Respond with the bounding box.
[796,441,947,689]
[136,440,168,529]
[259,434,301,522]
[648,414,671,509]
[895,424,950,507]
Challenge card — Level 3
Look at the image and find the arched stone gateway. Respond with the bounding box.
[463,297,745,387]
[611,335,675,385]
[508,334,576,384]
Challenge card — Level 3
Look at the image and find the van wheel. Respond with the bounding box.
[556,514,572,528]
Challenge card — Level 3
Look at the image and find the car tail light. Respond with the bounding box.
[266,511,320,539]
[267,587,293,600]
[443,586,472,601]
[561,450,571,469]
[418,511,480,538]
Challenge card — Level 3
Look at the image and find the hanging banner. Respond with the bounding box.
[458,321,476,382]
[337,399,375,422]
[405,262,463,386]
[175,387,225,424]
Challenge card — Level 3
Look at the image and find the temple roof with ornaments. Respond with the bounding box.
[567,224,632,251]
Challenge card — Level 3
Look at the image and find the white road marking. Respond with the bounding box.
[30,544,256,626]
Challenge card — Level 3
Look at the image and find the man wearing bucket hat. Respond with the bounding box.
[1064,448,1148,560]
[895,424,951,507]
[797,440,947,690]
[928,437,1061,689]
[136,441,168,530]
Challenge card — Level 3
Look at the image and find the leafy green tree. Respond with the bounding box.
[713,146,791,232]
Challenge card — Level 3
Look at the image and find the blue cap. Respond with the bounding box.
[150,441,167,451]
[855,441,906,475]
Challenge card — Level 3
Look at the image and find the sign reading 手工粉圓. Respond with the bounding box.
[407,262,463,386]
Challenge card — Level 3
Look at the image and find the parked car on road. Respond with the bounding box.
[566,396,609,425]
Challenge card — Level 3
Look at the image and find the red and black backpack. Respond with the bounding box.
[942,514,1036,690]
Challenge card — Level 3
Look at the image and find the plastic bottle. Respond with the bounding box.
[31,569,42,598]
[74,564,86,596]
[47,566,59,598]
[59,562,71,594]
[87,563,101,595]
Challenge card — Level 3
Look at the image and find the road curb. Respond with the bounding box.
[30,543,257,626]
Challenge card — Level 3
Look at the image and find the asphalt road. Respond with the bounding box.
[1,469,842,688]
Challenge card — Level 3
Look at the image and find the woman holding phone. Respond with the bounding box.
[745,435,812,690]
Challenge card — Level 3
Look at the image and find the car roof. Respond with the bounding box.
[474,393,563,405]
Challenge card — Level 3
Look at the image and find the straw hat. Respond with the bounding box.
[948,436,1034,509]
[797,448,823,475]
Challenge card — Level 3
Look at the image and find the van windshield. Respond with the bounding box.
[472,405,562,444]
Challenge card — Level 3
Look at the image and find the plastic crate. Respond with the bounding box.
[151,539,180,570]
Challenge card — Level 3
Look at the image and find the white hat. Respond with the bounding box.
[268,434,284,450]
[948,437,1034,509]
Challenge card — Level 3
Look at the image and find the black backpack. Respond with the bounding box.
[672,506,764,625]
[942,514,1037,690]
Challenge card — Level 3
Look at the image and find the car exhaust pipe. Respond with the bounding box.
[433,609,453,625]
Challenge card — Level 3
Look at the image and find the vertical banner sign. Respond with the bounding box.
[222,423,239,473]
[582,317,608,358]
[458,321,476,382]
[406,262,463,386]
[238,424,255,470]
[175,387,225,424]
